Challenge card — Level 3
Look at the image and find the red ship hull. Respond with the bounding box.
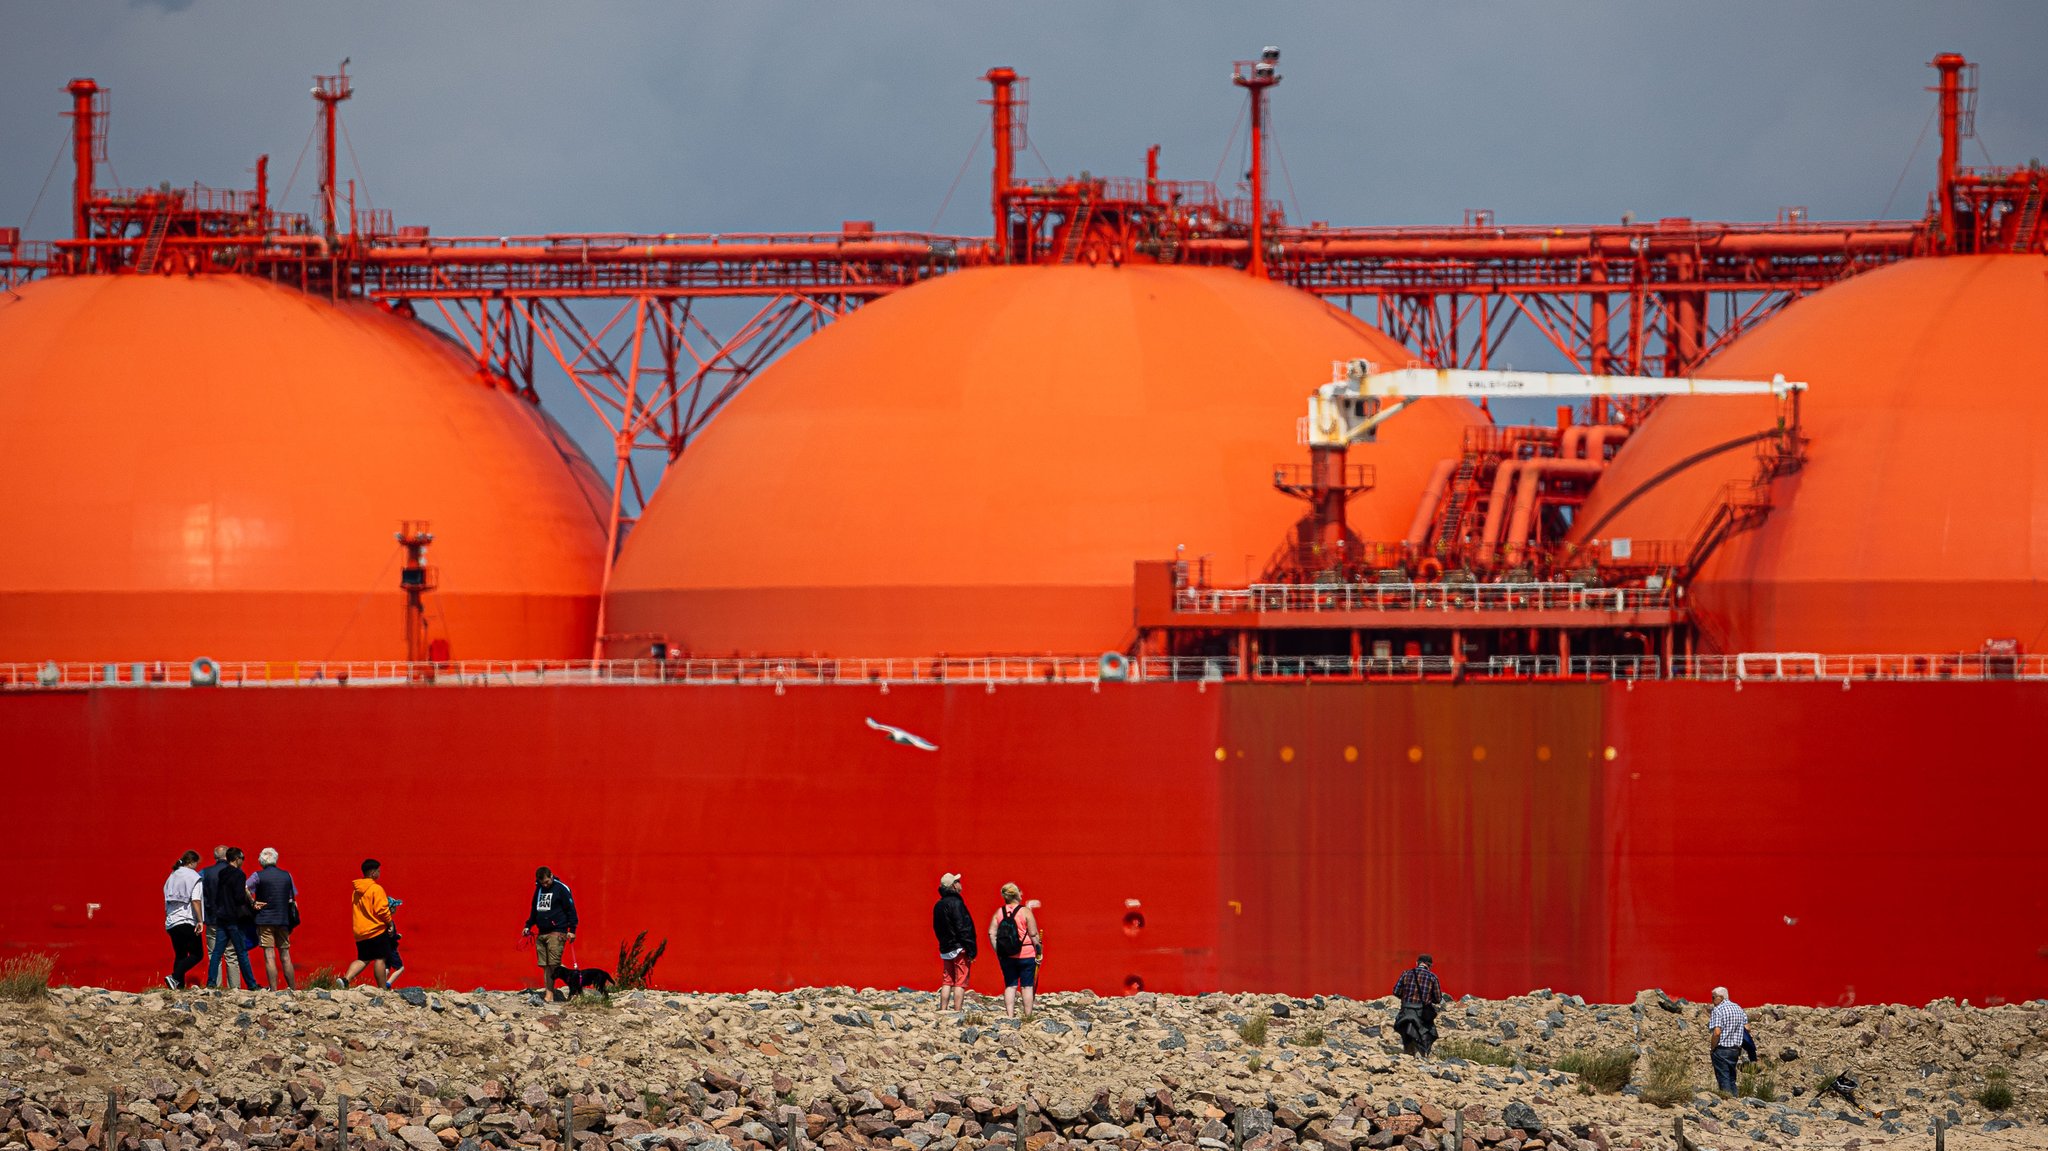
[4,679,2043,1005]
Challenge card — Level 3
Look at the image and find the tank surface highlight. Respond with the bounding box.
[0,275,609,662]
[607,265,1484,656]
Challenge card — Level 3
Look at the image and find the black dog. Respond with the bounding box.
[548,967,614,998]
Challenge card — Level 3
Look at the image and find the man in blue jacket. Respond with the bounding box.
[522,866,578,1000]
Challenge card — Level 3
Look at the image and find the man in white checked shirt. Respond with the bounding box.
[1708,986,1749,1093]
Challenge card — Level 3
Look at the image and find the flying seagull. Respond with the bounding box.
[865,717,937,751]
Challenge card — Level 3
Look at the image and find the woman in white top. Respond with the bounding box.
[162,851,205,989]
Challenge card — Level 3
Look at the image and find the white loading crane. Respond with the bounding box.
[1305,362,1806,446]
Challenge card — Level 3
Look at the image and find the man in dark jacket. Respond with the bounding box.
[931,873,977,1012]
[205,848,259,989]
[522,866,578,1000]
[197,845,244,990]
[247,847,299,992]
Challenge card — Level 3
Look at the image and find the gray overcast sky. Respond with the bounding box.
[5,2,2045,459]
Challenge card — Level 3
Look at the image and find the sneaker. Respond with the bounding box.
[163,976,178,991]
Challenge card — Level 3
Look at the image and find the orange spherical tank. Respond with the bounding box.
[1570,255,2048,652]
[0,275,609,663]
[605,265,1484,656]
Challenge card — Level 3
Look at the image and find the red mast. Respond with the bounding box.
[1232,47,1281,279]
[65,79,100,249]
[1930,53,1967,252]
[313,62,353,241]
[984,67,1018,263]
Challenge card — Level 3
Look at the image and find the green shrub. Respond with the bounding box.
[615,932,668,991]
[1638,1043,1694,1108]
[302,965,343,990]
[1738,1061,1777,1102]
[1237,1013,1268,1046]
[1291,1025,1325,1046]
[0,954,55,1002]
[1555,1048,1636,1093]
[1978,1068,2013,1112]
[1433,1037,1518,1067]
[1246,1052,1262,1072]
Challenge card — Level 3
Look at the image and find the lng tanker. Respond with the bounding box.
[2,51,2046,1007]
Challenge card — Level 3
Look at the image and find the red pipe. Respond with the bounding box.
[1477,460,1528,564]
[1584,425,1632,461]
[1503,459,1607,567]
[360,241,940,266]
[1183,230,1916,260]
[1404,458,1459,548]
[1559,426,1590,460]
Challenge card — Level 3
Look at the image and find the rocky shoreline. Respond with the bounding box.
[1,987,2041,1151]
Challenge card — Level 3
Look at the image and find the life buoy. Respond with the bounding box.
[190,658,220,687]
[1098,651,1131,682]
[1418,558,1445,582]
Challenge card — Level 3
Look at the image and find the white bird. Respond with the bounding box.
[1783,916,1799,926]
[865,717,937,751]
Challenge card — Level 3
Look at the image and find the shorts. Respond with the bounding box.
[998,955,1037,989]
[257,925,292,948]
[941,955,972,988]
[535,931,568,967]
[354,933,398,965]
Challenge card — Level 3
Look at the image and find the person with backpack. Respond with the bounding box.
[986,883,1042,1018]
[205,847,260,989]
[522,866,578,1000]
[342,858,398,989]
[931,873,977,1012]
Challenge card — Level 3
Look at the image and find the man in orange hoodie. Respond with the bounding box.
[342,858,398,989]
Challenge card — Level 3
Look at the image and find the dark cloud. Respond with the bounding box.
[4,2,2045,461]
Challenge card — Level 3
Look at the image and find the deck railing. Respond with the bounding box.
[4,651,2045,690]
[1176,581,1678,615]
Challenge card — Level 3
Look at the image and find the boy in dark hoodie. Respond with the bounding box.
[931,873,977,1011]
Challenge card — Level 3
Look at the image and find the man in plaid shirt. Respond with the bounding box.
[1393,954,1446,1056]
[1708,986,1749,1093]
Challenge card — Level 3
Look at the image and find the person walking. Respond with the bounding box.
[342,859,398,989]
[987,883,1041,1018]
[931,873,977,1012]
[162,851,205,989]
[246,847,299,991]
[522,866,578,1000]
[1392,953,1447,1057]
[198,845,244,990]
[1708,986,1749,1094]
[205,847,260,989]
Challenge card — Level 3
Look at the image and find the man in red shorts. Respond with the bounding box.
[931,873,977,1012]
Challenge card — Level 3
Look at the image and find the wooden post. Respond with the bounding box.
[1232,1110,1244,1150]
[563,1096,576,1150]
[1671,1115,1695,1151]
[337,1095,350,1151]
[103,1089,117,1151]
[1936,1117,1947,1151]
[785,1113,802,1151]
[1013,1109,1030,1151]
[1451,1109,1463,1151]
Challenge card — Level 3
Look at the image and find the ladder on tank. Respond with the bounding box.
[2010,182,2043,253]
[136,210,171,273]
[1432,455,1479,554]
[1058,194,1096,264]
